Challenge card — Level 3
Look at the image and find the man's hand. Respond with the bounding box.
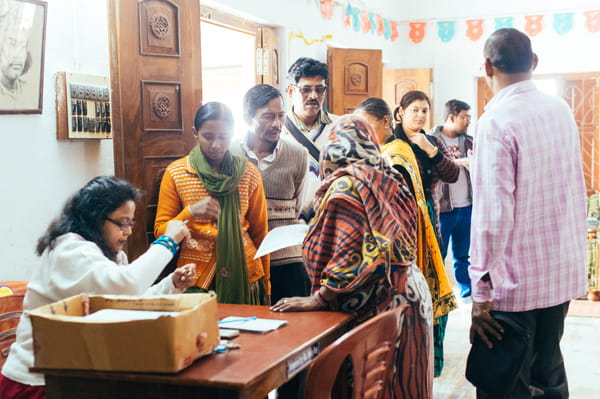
[469,300,504,349]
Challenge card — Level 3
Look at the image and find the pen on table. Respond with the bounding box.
[218,317,257,325]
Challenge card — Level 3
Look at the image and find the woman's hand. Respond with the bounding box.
[406,132,437,155]
[270,295,323,312]
[164,220,191,243]
[190,198,221,220]
[172,263,197,289]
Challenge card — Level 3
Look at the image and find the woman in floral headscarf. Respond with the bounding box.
[272,115,433,398]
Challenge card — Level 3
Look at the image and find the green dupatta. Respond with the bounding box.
[189,146,252,304]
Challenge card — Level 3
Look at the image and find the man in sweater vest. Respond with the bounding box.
[281,57,338,222]
[231,84,310,306]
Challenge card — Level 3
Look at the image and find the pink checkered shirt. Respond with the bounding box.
[470,80,587,312]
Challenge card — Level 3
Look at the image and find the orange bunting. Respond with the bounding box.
[465,19,484,41]
[524,15,544,36]
[390,20,399,42]
[360,10,371,33]
[320,0,333,20]
[584,10,600,32]
[409,22,426,43]
[375,14,384,36]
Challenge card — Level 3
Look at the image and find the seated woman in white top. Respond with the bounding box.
[0,176,196,399]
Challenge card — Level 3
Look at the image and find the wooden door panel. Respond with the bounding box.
[383,68,432,129]
[328,48,382,115]
[477,74,600,195]
[109,0,201,259]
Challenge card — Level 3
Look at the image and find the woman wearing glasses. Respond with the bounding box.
[154,102,270,305]
[0,176,195,399]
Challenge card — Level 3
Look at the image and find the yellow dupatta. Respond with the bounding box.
[382,139,457,319]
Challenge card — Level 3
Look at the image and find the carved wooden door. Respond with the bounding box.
[327,48,382,115]
[382,68,432,130]
[477,74,600,194]
[108,0,202,259]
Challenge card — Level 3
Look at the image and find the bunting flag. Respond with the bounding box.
[524,15,544,36]
[495,17,514,30]
[409,22,427,44]
[554,13,574,35]
[390,20,399,42]
[584,10,600,32]
[320,2,599,44]
[375,13,384,36]
[466,19,484,41]
[360,10,371,33]
[437,21,455,42]
[320,0,333,20]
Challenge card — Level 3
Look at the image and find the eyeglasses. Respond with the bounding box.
[294,85,326,96]
[105,217,136,230]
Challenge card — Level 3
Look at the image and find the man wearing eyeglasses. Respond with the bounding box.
[281,57,338,222]
[429,99,473,299]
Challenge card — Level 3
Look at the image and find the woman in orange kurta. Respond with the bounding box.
[155,102,270,305]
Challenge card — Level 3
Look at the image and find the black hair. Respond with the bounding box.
[354,97,394,130]
[193,102,234,132]
[243,84,282,119]
[287,57,329,85]
[36,176,141,260]
[443,99,471,121]
[484,28,534,74]
[393,91,431,123]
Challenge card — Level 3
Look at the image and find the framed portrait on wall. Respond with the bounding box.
[0,0,47,114]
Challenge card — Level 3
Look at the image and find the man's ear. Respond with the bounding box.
[243,113,252,126]
[531,53,539,72]
[484,58,494,78]
[287,84,294,98]
[448,114,456,124]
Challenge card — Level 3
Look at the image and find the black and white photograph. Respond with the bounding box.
[0,0,46,114]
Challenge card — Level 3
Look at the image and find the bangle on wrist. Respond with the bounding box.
[153,235,180,256]
[427,146,438,158]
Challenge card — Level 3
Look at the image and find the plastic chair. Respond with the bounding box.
[304,304,409,399]
[0,281,28,368]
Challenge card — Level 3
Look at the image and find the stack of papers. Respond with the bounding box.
[218,316,287,334]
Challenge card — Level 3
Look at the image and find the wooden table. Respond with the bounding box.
[36,304,353,399]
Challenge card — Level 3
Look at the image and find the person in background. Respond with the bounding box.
[272,115,434,399]
[281,57,338,222]
[0,176,195,399]
[231,84,309,308]
[469,28,586,398]
[429,99,474,299]
[155,102,270,305]
[354,97,455,381]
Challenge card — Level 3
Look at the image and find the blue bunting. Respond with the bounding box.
[495,17,514,30]
[437,21,455,42]
[553,13,574,35]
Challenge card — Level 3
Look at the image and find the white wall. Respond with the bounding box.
[0,0,113,280]
[2,0,598,280]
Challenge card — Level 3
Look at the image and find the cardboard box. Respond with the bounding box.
[29,292,219,373]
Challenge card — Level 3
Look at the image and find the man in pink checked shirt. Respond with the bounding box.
[469,28,587,399]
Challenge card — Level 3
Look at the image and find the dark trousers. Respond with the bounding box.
[270,262,310,304]
[439,205,472,296]
[270,262,310,399]
[476,302,570,399]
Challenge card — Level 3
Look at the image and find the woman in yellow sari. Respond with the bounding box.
[354,97,457,377]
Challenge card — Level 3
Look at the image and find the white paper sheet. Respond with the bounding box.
[218,316,287,333]
[84,309,180,322]
[254,224,309,259]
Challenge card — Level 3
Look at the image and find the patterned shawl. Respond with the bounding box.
[305,115,417,293]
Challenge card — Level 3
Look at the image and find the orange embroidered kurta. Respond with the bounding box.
[155,156,270,293]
